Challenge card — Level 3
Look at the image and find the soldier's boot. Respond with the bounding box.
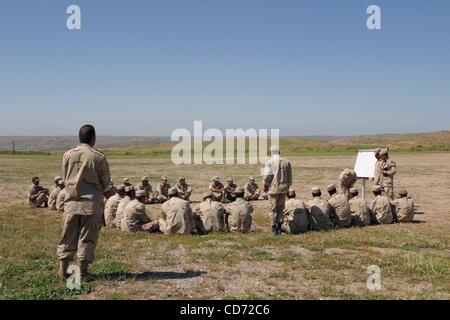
[58,259,69,279]
[276,223,283,235]
[271,224,277,235]
[79,262,95,282]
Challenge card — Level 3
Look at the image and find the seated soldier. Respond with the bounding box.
[244,176,261,201]
[348,188,371,227]
[121,190,159,233]
[103,182,117,200]
[156,176,171,203]
[391,190,415,223]
[122,178,132,187]
[225,187,253,233]
[283,188,309,234]
[209,176,225,202]
[327,184,352,228]
[159,188,197,235]
[305,187,333,231]
[104,185,125,227]
[193,192,227,232]
[48,179,65,210]
[56,185,66,212]
[175,176,193,201]
[50,176,62,193]
[223,177,237,203]
[114,186,134,228]
[137,176,156,204]
[27,176,49,208]
[371,185,393,224]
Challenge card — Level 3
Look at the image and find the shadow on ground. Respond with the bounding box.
[95,270,206,281]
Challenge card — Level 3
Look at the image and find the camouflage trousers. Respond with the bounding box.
[57,213,103,264]
[244,191,260,201]
[30,193,48,208]
[383,184,394,200]
[269,193,287,225]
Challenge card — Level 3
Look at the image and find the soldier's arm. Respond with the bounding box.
[98,157,111,193]
[287,162,293,186]
[384,162,397,177]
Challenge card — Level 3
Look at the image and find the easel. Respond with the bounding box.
[354,149,377,202]
[360,178,368,202]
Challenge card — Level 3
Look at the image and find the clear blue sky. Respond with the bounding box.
[1,0,449,136]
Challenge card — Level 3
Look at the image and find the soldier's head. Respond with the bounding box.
[32,176,40,186]
[398,189,408,198]
[178,176,186,184]
[161,176,168,184]
[117,185,126,197]
[311,187,321,198]
[79,124,96,146]
[235,187,245,198]
[141,176,149,187]
[372,185,382,196]
[168,187,179,198]
[349,187,359,199]
[270,145,280,156]
[202,192,212,201]
[135,190,146,203]
[327,184,337,196]
[380,149,389,161]
[54,176,62,186]
[122,178,131,186]
[287,188,296,199]
[125,185,135,198]
[212,176,220,183]
[249,176,255,184]
[58,180,65,189]
[227,177,234,184]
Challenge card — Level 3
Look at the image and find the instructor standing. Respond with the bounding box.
[263,145,292,235]
[57,125,111,282]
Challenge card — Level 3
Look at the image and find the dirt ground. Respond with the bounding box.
[0,153,449,300]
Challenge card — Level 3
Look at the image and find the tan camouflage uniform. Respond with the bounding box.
[391,197,414,223]
[328,192,352,228]
[283,198,309,234]
[194,198,226,232]
[225,197,253,233]
[104,193,123,227]
[57,143,110,265]
[159,197,195,235]
[371,194,393,224]
[305,196,333,231]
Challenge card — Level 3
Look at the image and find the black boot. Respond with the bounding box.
[272,224,277,235]
[276,223,282,235]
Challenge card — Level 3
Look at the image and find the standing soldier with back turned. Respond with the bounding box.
[56,125,111,282]
[263,145,293,235]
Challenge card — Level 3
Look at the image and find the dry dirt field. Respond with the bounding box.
[0,153,449,300]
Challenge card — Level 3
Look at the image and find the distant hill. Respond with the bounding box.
[1,131,449,156]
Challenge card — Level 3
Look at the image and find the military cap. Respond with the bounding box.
[349,187,359,195]
[122,178,129,183]
[374,148,381,154]
[227,177,233,181]
[178,176,185,180]
[58,179,65,186]
[125,186,135,193]
[249,176,255,180]
[379,149,388,155]
[117,185,126,192]
[326,184,337,192]
[212,176,219,180]
[32,176,39,181]
[135,190,146,198]
[311,187,321,193]
[372,185,382,193]
[202,192,212,200]
[288,188,296,197]
[168,187,178,196]
[161,176,168,180]
[235,187,245,193]
[141,176,148,181]
[398,189,408,196]
[54,176,62,182]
